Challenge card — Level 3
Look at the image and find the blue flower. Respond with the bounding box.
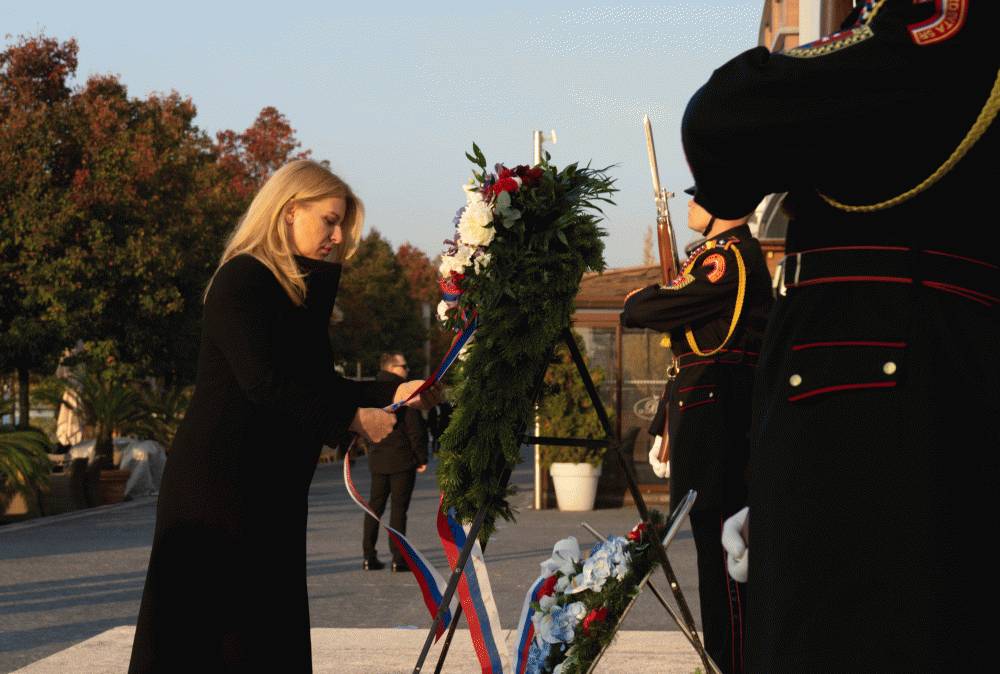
[525,641,549,674]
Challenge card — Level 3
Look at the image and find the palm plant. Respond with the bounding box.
[122,382,191,449]
[0,399,51,504]
[64,369,145,469]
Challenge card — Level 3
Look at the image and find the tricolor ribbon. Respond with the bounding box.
[386,312,477,412]
[437,502,512,674]
[512,574,551,673]
[343,455,457,639]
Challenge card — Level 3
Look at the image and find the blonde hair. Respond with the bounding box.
[204,159,364,306]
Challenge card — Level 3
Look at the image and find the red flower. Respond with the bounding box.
[538,574,558,598]
[582,607,608,635]
[490,176,519,196]
[439,272,465,296]
[627,521,647,542]
[514,165,543,187]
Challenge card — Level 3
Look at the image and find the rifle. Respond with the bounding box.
[640,115,714,674]
[642,115,681,466]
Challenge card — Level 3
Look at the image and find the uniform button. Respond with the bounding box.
[789,374,802,387]
[883,361,897,375]
[678,401,685,407]
[708,392,714,398]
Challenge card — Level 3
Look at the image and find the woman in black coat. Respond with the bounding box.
[128,160,437,672]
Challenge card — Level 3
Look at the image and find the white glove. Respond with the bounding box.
[648,437,669,479]
[722,506,749,583]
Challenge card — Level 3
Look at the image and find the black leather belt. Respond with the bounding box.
[775,245,999,307]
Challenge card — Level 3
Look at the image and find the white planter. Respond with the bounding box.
[549,462,602,512]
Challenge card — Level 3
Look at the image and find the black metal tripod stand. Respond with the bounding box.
[412,327,712,673]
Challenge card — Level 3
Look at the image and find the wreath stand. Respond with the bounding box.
[412,327,717,674]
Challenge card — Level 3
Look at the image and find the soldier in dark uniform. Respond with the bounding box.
[681,0,999,669]
[621,188,773,673]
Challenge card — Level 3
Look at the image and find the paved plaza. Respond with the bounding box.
[1,449,703,673]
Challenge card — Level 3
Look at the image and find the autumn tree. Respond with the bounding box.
[215,106,312,200]
[0,34,315,426]
[395,242,453,374]
[330,231,427,377]
[0,35,80,426]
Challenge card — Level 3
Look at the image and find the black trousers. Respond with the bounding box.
[362,469,417,563]
[690,508,747,674]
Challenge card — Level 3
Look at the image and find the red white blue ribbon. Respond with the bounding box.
[343,455,456,639]
[437,501,512,673]
[386,313,477,412]
[513,574,552,673]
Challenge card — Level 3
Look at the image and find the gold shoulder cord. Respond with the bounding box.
[685,244,748,356]
[819,0,1000,212]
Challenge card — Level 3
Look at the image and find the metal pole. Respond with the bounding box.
[534,405,542,511]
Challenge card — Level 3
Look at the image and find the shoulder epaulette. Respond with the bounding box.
[784,24,873,59]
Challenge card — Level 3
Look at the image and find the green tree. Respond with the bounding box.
[330,230,427,377]
[1,33,315,417]
[538,332,609,468]
[0,35,81,426]
[395,242,452,374]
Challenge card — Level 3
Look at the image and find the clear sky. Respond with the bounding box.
[3,0,762,268]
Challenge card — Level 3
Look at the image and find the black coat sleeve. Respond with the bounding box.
[620,246,740,333]
[204,255,361,444]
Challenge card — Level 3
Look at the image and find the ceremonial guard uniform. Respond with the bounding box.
[622,223,773,674]
[681,1,999,669]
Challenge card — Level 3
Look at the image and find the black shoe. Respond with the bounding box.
[362,557,385,571]
[391,560,410,573]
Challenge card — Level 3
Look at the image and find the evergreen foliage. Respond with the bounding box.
[437,147,615,539]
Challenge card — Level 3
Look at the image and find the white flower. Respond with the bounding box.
[566,538,632,587]
[540,537,580,577]
[462,180,483,204]
[539,594,557,612]
[563,601,587,623]
[555,575,570,593]
[439,244,475,277]
[534,601,586,645]
[569,562,608,595]
[552,664,565,674]
[602,536,631,580]
[457,200,495,247]
[472,252,492,274]
[436,300,451,323]
[439,255,461,277]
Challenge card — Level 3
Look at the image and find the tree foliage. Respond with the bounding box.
[538,334,609,469]
[0,34,313,404]
[329,230,428,376]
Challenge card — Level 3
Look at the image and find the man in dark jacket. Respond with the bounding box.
[362,351,429,571]
[621,189,773,673]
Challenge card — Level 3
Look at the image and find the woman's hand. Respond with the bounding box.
[393,380,444,411]
[349,407,396,443]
